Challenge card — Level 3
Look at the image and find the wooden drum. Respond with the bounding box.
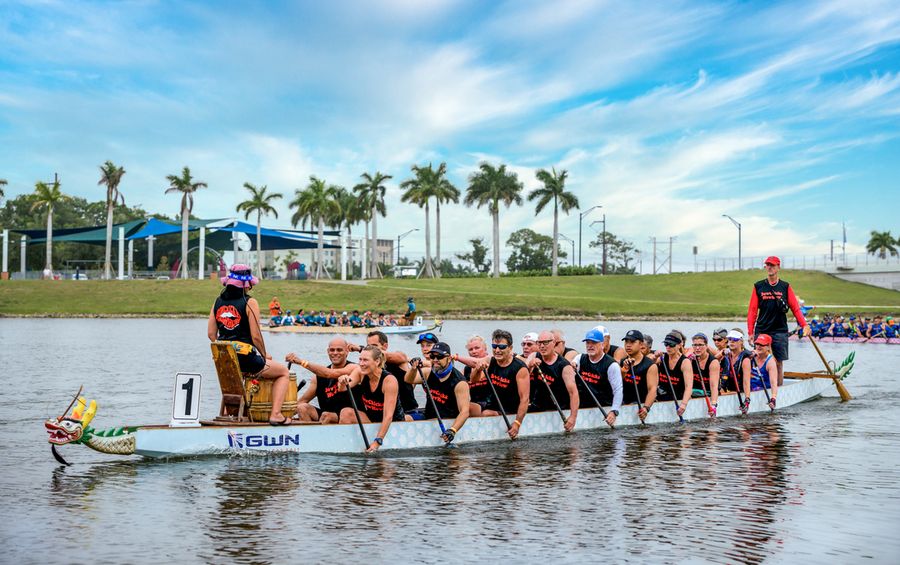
[246,372,298,422]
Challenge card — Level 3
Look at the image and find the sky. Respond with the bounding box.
[1,0,899,271]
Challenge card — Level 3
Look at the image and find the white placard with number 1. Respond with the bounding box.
[171,372,202,427]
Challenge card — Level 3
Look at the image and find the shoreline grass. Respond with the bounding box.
[1,271,897,319]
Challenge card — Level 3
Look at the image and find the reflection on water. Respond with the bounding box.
[4,319,900,563]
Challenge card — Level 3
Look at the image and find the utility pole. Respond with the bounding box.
[650,237,657,274]
[578,206,600,267]
[667,236,676,274]
[590,217,607,274]
[722,214,741,270]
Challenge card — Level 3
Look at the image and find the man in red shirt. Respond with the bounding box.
[747,256,810,388]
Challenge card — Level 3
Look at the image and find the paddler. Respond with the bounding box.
[455,335,491,417]
[552,329,580,362]
[471,329,531,439]
[641,334,658,362]
[690,333,720,417]
[365,330,420,418]
[723,329,753,413]
[208,264,292,425]
[520,332,539,357]
[657,332,694,417]
[528,330,579,431]
[620,330,658,420]
[747,255,810,386]
[594,325,627,363]
[710,328,729,360]
[287,338,355,423]
[337,345,411,452]
[574,327,622,426]
[407,342,471,444]
[750,334,778,409]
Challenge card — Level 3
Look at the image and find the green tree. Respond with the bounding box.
[31,179,69,273]
[353,171,391,279]
[98,161,126,280]
[331,186,364,278]
[866,230,898,259]
[464,162,523,278]
[290,176,341,279]
[589,231,637,274]
[506,228,566,272]
[236,183,283,275]
[400,162,457,278]
[529,167,579,277]
[0,178,6,202]
[456,237,491,274]
[165,166,207,279]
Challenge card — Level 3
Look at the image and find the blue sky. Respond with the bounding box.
[1,0,898,270]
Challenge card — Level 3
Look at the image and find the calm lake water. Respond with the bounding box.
[2,318,899,564]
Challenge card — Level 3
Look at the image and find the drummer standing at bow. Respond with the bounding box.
[747,256,810,386]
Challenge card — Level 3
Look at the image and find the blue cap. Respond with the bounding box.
[583,327,606,343]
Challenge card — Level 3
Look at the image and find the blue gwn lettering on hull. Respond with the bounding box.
[227,431,301,449]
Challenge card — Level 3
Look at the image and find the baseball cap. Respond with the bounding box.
[417,332,440,344]
[622,329,644,342]
[755,334,772,346]
[430,342,452,358]
[583,327,606,343]
[764,256,781,266]
[663,332,682,347]
[522,332,539,342]
[713,328,728,339]
[726,329,744,340]
[594,325,609,339]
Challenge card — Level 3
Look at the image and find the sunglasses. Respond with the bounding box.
[536,339,554,346]
[491,343,510,350]
[754,343,767,347]
[418,333,437,342]
[713,337,726,341]
[428,353,447,361]
[727,337,742,342]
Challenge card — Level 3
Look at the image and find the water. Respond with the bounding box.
[2,319,899,564]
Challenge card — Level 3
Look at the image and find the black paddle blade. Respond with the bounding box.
[51,445,70,466]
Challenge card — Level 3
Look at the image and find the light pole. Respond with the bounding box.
[397,229,418,266]
[578,205,601,267]
[590,216,607,274]
[559,233,575,266]
[722,214,741,270]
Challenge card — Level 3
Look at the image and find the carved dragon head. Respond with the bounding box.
[45,393,96,446]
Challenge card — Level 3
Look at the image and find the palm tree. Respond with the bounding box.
[165,166,207,279]
[236,183,283,275]
[0,178,6,202]
[400,163,458,278]
[430,164,460,277]
[290,176,340,279]
[530,167,580,276]
[98,161,126,280]
[353,171,391,278]
[465,162,524,278]
[866,230,899,259]
[333,187,364,277]
[31,179,69,274]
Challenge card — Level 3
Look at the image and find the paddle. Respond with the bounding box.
[750,354,775,412]
[809,337,853,402]
[415,365,454,446]
[659,354,685,424]
[478,360,513,434]
[690,357,714,416]
[622,358,646,425]
[344,377,370,451]
[533,364,569,427]
[571,362,613,428]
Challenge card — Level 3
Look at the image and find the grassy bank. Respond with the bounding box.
[1,271,897,318]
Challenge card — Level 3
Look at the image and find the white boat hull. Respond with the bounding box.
[133,378,831,458]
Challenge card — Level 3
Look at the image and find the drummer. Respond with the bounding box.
[208,264,291,425]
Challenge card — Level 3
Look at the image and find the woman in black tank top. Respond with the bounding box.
[337,345,410,452]
[208,264,292,425]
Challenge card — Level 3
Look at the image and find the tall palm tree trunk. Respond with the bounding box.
[362,220,370,278]
[256,211,263,274]
[316,216,326,279]
[492,207,501,278]
[371,206,381,278]
[180,207,189,279]
[435,200,442,278]
[551,201,559,277]
[45,207,53,272]
[104,203,114,279]
[422,201,434,278]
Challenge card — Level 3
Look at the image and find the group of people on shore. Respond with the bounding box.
[266,297,416,328]
[209,255,809,451]
[800,314,897,339]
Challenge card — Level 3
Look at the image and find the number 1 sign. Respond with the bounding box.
[171,373,202,427]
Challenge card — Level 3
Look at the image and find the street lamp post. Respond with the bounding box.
[722,214,741,270]
[578,205,601,267]
[559,233,575,266]
[397,228,419,267]
[590,216,607,274]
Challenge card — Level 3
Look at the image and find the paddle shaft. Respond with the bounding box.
[479,361,512,431]
[416,365,448,436]
[572,370,612,427]
[622,358,646,425]
[534,364,568,426]
[345,381,370,450]
[691,357,713,413]
[660,354,685,423]
[809,336,853,401]
[750,355,774,411]
[723,352,745,407]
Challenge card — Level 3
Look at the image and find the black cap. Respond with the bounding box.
[713,328,728,339]
[622,329,644,342]
[663,332,682,347]
[430,342,452,357]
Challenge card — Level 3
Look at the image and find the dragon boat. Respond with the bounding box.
[44,351,854,462]
[789,335,898,345]
[262,319,442,336]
